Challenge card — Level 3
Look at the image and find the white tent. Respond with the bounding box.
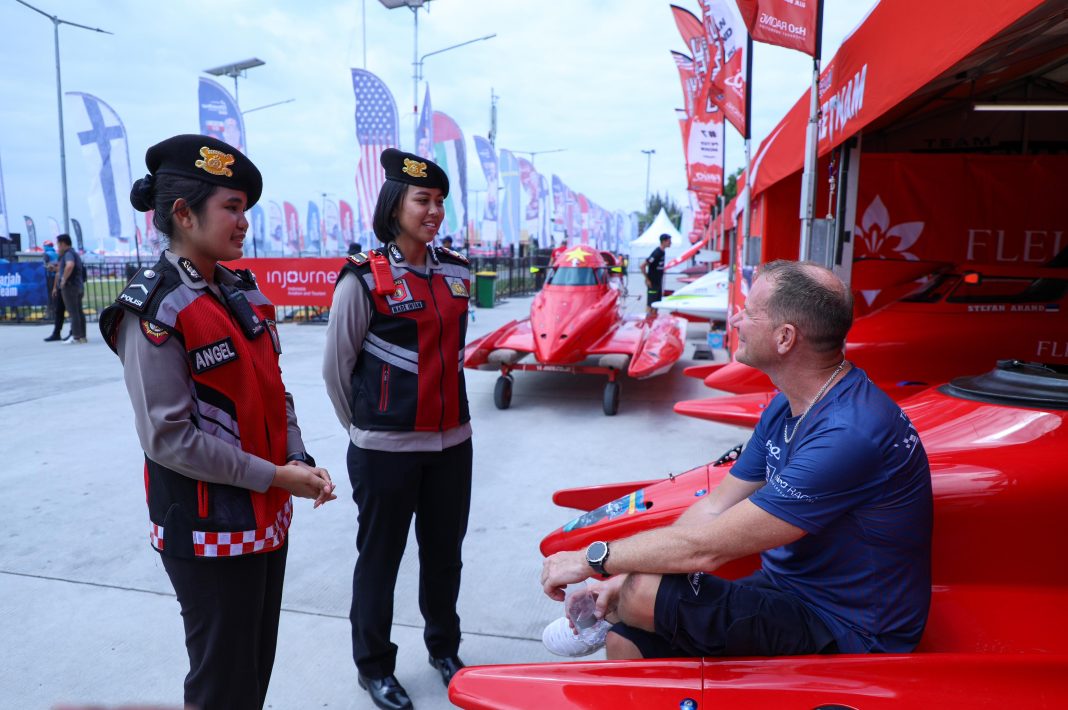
[628,208,687,272]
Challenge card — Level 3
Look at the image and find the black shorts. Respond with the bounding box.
[646,283,663,306]
[611,571,838,658]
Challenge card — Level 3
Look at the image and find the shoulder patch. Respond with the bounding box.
[436,246,469,265]
[116,267,164,313]
[347,252,370,267]
[140,319,172,346]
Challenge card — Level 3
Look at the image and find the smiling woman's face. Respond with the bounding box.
[394,186,445,245]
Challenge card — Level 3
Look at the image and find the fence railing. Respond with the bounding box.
[2,255,544,325]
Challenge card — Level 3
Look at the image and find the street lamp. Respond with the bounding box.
[512,148,566,169]
[16,0,112,234]
[641,149,656,206]
[204,57,265,105]
[378,1,495,148]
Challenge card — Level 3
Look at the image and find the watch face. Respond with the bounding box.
[587,541,607,563]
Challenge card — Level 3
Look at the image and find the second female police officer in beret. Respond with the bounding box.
[323,149,472,710]
[100,134,336,710]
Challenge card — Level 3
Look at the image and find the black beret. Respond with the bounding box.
[132,134,262,210]
[380,148,449,197]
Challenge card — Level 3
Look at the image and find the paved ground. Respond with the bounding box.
[0,275,746,709]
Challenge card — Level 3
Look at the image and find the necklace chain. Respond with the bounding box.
[783,360,848,444]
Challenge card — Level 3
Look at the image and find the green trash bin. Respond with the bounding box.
[475,271,498,308]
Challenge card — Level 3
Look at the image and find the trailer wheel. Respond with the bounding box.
[494,375,514,410]
[603,381,621,416]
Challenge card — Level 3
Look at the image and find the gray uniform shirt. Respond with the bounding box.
[322,248,472,452]
[116,251,307,492]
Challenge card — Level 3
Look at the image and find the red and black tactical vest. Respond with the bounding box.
[338,245,471,432]
[101,256,292,559]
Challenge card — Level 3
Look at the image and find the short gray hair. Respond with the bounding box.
[761,260,853,353]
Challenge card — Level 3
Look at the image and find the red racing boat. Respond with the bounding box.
[464,245,686,415]
[450,361,1068,708]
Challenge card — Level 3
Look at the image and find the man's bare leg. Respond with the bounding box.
[603,573,661,660]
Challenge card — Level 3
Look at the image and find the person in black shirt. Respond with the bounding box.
[641,234,671,315]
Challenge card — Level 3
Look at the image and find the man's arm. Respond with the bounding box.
[606,499,803,576]
[671,473,764,527]
[60,258,74,286]
[541,472,785,598]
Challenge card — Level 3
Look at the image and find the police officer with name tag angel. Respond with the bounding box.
[100,134,336,710]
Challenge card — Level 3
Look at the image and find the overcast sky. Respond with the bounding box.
[1,0,877,239]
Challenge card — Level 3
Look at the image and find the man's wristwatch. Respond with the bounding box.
[286,451,316,467]
[586,541,611,578]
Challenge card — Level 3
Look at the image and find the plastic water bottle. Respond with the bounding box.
[566,582,610,644]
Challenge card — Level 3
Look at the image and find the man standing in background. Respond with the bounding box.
[641,233,670,315]
[54,234,86,344]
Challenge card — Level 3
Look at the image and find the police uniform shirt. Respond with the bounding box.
[116,250,307,491]
[322,246,473,453]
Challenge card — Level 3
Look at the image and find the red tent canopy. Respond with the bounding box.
[752,0,1050,196]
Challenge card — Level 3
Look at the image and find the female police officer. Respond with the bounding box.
[100,134,336,710]
[323,149,472,710]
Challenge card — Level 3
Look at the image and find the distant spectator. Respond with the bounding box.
[347,242,363,256]
[43,241,67,342]
[54,234,86,344]
[441,235,453,250]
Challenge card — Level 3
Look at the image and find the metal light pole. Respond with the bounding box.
[16,0,112,235]
[641,149,656,206]
[513,148,566,169]
[204,58,265,107]
[414,33,497,146]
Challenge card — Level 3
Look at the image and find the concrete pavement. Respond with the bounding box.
[0,280,746,709]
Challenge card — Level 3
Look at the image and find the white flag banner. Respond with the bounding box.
[65,92,137,254]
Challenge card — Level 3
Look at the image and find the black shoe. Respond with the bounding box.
[44,334,62,342]
[428,654,465,688]
[358,674,413,710]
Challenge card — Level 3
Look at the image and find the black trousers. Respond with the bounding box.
[49,287,67,337]
[161,540,288,710]
[60,283,85,339]
[347,439,473,679]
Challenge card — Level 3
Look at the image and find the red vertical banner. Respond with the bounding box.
[735,0,818,56]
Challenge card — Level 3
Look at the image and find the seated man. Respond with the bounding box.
[541,260,933,659]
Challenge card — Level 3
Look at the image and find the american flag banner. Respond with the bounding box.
[351,69,399,239]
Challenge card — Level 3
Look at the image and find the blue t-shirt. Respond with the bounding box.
[730,366,933,653]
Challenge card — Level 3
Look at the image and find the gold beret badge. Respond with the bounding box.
[195,147,235,177]
[402,158,428,178]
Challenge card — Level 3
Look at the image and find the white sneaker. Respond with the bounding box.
[541,616,610,657]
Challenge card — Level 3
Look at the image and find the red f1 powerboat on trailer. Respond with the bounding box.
[464,245,686,415]
[677,258,1068,427]
[449,361,1068,708]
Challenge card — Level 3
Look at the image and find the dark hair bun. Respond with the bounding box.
[130,174,155,212]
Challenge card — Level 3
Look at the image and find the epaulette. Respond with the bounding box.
[436,246,469,266]
[347,251,370,267]
[116,266,165,313]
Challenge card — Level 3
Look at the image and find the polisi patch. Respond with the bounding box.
[140,319,171,346]
[190,337,239,374]
[116,267,163,313]
[444,276,469,298]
